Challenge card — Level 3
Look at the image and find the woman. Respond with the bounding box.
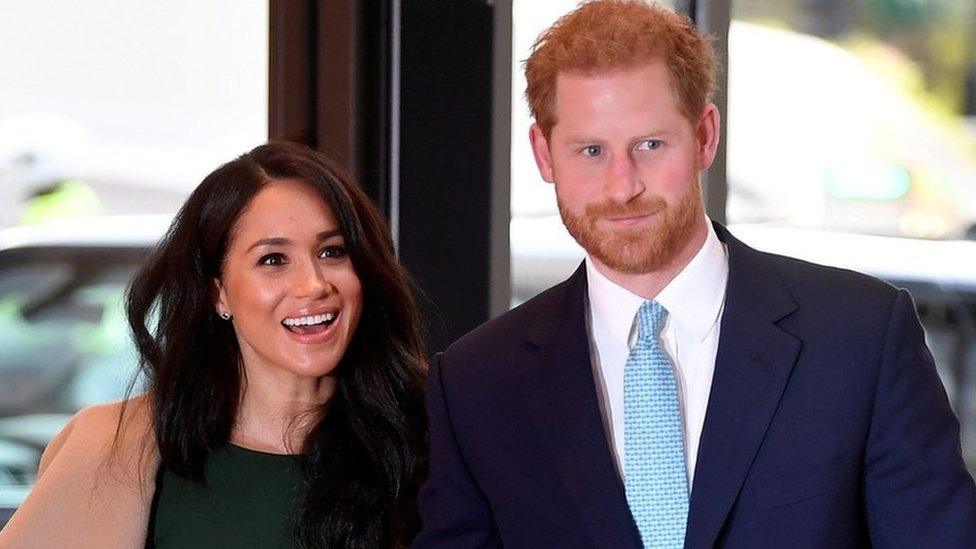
[0,142,427,548]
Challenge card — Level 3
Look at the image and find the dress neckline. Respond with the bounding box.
[226,442,302,458]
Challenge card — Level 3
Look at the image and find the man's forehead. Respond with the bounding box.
[552,62,675,104]
[551,62,680,115]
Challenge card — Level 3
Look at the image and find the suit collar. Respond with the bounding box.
[519,223,801,549]
[523,262,588,349]
[686,222,801,548]
[519,263,643,548]
[712,221,798,322]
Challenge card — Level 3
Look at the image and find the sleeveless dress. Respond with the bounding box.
[147,444,302,548]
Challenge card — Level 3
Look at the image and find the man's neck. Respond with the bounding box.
[590,217,709,299]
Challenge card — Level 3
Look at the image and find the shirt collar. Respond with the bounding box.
[585,218,729,344]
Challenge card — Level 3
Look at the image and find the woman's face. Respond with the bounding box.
[215,179,363,383]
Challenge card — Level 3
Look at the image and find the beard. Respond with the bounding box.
[558,181,703,274]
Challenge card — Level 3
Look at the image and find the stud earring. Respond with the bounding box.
[219,311,232,320]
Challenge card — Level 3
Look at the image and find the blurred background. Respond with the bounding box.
[1,0,974,526]
[0,0,268,523]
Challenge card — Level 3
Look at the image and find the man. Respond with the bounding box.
[414,1,976,547]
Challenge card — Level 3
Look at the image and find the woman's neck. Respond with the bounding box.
[231,367,336,454]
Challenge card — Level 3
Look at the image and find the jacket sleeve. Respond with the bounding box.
[413,352,503,549]
[863,289,976,546]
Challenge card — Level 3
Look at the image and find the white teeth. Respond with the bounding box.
[283,312,336,327]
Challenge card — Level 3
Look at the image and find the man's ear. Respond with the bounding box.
[529,123,556,183]
[696,103,721,171]
[213,278,230,318]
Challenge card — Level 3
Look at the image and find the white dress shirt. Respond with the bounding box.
[585,219,729,489]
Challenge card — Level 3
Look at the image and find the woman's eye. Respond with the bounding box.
[258,253,287,266]
[636,139,662,151]
[319,245,348,259]
[581,145,602,157]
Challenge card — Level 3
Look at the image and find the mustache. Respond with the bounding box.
[584,196,667,218]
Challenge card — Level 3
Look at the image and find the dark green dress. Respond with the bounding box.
[148,444,303,548]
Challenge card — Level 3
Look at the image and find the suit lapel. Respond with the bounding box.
[685,224,801,548]
[520,264,643,549]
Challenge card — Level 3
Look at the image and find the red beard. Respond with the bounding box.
[558,181,703,274]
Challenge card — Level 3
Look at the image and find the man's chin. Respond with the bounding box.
[570,230,665,274]
[591,243,671,274]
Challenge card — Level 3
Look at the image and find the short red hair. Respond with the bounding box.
[524,0,717,137]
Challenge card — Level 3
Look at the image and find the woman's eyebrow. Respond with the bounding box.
[247,236,291,252]
[316,229,343,241]
[247,229,342,252]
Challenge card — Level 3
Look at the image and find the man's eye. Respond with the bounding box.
[581,145,602,157]
[636,139,662,151]
[319,245,348,259]
[258,253,287,266]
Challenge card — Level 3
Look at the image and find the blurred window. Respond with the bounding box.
[0,0,269,227]
[728,0,976,239]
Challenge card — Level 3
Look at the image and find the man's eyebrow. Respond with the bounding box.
[246,230,343,252]
[563,130,673,145]
[633,129,673,139]
[565,136,604,145]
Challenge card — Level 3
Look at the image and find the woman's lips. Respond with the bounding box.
[282,311,340,345]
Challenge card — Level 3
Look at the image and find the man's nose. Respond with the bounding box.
[604,151,645,203]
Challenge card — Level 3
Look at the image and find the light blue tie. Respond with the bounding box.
[623,300,689,548]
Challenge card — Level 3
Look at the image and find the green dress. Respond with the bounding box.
[148,444,303,548]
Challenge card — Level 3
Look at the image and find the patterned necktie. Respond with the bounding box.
[623,300,689,548]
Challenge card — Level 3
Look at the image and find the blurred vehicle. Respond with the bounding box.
[0,215,169,527]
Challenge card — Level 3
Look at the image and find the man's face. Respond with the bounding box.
[530,60,718,275]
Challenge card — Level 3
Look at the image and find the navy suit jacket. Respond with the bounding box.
[415,224,976,548]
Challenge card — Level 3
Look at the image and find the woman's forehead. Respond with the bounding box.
[230,180,341,247]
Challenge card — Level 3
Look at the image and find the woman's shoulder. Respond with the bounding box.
[39,395,154,477]
[0,395,159,548]
[73,393,151,429]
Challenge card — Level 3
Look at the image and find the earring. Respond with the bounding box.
[219,311,232,320]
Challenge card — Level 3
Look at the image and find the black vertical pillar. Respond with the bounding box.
[399,0,496,351]
[269,0,390,210]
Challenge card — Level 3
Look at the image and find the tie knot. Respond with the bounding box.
[636,300,666,343]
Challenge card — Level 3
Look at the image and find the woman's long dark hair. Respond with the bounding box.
[126,141,427,547]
